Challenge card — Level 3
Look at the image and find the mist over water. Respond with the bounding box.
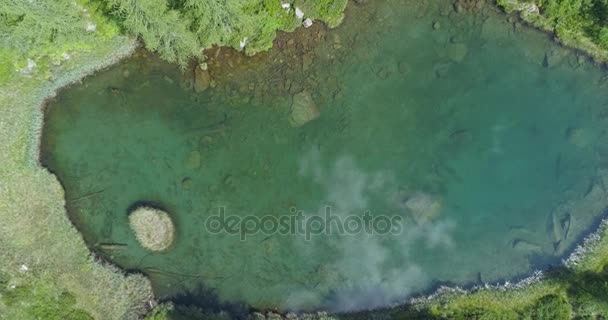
[42,0,608,312]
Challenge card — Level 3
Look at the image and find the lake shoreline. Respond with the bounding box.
[30,39,139,167]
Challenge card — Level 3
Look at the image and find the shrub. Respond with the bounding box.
[94,0,349,62]
[102,0,200,68]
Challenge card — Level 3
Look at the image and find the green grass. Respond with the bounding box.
[0,2,153,319]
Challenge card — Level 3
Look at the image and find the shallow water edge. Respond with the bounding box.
[28,39,138,168]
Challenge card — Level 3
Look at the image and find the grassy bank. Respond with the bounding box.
[0,2,153,319]
[0,35,154,320]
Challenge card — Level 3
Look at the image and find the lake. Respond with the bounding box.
[42,0,608,313]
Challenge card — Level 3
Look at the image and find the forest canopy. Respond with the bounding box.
[539,0,608,46]
[0,0,347,76]
[4,0,608,83]
[100,0,347,65]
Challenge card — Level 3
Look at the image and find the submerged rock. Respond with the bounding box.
[403,191,442,224]
[375,65,394,80]
[185,150,201,170]
[481,18,510,41]
[434,62,451,78]
[181,177,193,189]
[302,53,314,71]
[194,64,211,93]
[129,206,175,252]
[447,43,468,63]
[543,49,567,68]
[289,91,320,127]
[398,61,412,75]
[566,127,595,148]
[180,69,193,90]
[450,34,466,43]
[547,208,571,254]
[511,238,542,254]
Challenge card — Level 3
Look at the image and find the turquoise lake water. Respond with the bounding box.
[41,0,608,312]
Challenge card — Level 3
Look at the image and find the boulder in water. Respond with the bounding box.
[543,49,567,68]
[194,64,211,93]
[403,191,442,224]
[180,69,194,90]
[434,62,451,78]
[398,61,411,75]
[447,43,468,63]
[566,127,594,148]
[185,150,201,170]
[289,91,320,127]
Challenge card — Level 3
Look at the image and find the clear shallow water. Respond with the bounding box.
[42,0,608,312]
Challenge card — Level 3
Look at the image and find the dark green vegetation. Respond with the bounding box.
[498,0,608,60]
[0,0,120,82]
[101,0,347,66]
[537,0,608,48]
[532,0,608,41]
[0,0,347,76]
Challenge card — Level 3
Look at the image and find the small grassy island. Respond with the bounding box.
[3,0,608,319]
[128,206,175,252]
